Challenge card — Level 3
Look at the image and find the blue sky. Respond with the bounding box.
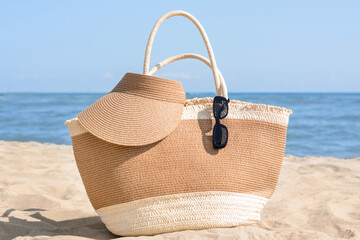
[1,1,359,93]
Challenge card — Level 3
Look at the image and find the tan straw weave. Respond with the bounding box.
[78,73,185,146]
[65,10,292,237]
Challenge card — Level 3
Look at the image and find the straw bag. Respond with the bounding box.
[65,10,292,236]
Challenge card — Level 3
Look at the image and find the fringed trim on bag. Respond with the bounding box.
[185,97,292,115]
[65,118,78,127]
[182,98,292,126]
[66,97,292,137]
[65,118,87,137]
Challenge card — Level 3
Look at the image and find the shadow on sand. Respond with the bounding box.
[0,208,118,240]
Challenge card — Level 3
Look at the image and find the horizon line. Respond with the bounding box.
[1,91,360,94]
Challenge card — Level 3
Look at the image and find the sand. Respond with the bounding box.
[0,140,359,240]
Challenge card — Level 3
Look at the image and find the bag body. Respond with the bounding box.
[66,10,292,236]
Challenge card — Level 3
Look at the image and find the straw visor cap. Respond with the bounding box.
[78,73,186,146]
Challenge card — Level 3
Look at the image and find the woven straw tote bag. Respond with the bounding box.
[65,10,292,236]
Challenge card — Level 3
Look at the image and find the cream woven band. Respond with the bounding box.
[96,191,268,236]
[66,98,292,137]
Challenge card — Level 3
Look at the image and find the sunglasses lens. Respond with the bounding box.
[213,123,228,148]
[213,96,229,119]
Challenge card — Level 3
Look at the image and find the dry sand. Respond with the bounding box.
[0,140,359,240]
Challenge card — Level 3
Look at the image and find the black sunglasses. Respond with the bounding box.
[213,96,230,148]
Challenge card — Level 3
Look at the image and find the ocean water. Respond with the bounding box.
[0,92,359,158]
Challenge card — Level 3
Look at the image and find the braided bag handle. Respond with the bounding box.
[143,10,228,98]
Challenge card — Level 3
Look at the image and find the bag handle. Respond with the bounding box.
[149,53,228,98]
[143,10,227,98]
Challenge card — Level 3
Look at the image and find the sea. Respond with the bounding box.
[0,92,359,158]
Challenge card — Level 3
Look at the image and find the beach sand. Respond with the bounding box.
[0,141,359,240]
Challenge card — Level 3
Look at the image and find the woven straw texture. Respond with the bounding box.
[96,191,268,236]
[65,9,292,237]
[78,73,185,146]
[66,97,291,236]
